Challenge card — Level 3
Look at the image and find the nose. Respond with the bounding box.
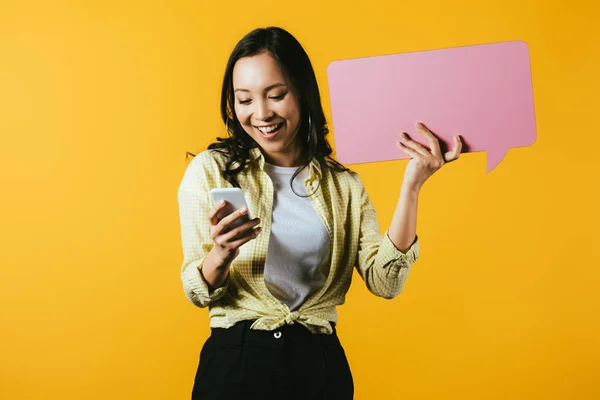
[254,99,274,121]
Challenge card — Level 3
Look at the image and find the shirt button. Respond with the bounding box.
[274,331,282,339]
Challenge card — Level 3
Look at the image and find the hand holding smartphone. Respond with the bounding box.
[203,188,261,286]
[209,188,253,232]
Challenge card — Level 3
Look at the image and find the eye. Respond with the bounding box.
[238,99,251,105]
[269,93,287,101]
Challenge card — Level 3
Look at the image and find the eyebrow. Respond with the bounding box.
[234,83,288,93]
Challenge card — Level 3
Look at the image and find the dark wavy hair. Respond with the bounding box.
[185,26,348,197]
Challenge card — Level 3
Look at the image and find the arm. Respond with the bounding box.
[178,153,261,307]
[353,176,420,300]
[178,155,229,308]
[354,122,462,299]
[392,122,463,249]
[388,182,420,253]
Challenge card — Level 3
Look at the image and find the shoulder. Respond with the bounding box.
[188,149,228,168]
[180,149,229,190]
[321,164,370,207]
[326,163,365,190]
[185,149,233,178]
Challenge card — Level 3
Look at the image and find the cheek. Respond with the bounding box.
[280,99,301,123]
[234,106,251,125]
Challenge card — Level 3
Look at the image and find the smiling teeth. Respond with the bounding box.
[258,124,280,134]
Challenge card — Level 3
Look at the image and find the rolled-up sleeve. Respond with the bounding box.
[177,154,229,308]
[353,175,420,299]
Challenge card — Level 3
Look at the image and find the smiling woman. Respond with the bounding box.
[178,26,461,400]
[232,53,303,167]
[199,26,350,198]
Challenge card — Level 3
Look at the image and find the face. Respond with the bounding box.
[232,52,303,167]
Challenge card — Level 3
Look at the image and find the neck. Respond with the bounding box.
[262,144,308,167]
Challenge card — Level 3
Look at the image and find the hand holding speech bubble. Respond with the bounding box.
[326,40,537,172]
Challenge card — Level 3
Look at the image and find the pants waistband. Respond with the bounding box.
[210,319,339,347]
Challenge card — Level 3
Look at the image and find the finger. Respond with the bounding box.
[400,132,434,158]
[397,141,422,159]
[221,217,261,242]
[230,226,263,248]
[208,200,227,226]
[416,122,443,160]
[444,135,463,162]
[217,206,250,232]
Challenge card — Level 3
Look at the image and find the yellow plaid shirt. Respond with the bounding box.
[178,147,420,334]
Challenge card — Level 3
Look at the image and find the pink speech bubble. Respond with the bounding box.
[326,40,537,172]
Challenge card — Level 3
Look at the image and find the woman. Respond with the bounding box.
[178,26,462,400]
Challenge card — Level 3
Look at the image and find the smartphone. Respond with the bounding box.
[209,188,252,231]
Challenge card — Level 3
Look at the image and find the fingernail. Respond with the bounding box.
[416,122,423,128]
[240,208,248,214]
[220,200,226,205]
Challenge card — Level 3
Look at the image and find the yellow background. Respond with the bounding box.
[1,0,599,399]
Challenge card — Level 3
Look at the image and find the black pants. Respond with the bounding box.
[191,320,354,400]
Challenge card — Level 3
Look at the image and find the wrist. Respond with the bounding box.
[208,247,233,270]
[401,180,422,196]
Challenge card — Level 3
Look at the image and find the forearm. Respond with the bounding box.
[388,182,420,253]
[200,247,231,291]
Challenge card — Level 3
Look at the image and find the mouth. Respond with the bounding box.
[254,122,283,138]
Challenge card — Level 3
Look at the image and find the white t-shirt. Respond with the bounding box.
[263,162,331,311]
